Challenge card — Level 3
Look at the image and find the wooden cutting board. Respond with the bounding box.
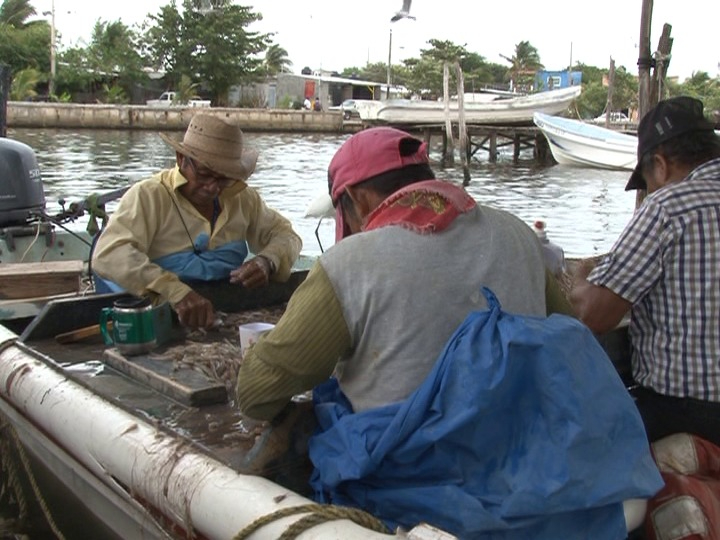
[103,348,228,407]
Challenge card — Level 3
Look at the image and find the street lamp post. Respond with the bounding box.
[43,0,56,97]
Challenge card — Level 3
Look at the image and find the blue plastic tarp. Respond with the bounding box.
[309,288,663,539]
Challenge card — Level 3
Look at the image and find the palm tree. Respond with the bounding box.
[10,67,41,100]
[264,44,292,76]
[175,74,201,104]
[500,41,543,92]
[0,0,36,27]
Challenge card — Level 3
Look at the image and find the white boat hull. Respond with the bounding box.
[533,112,638,170]
[364,87,582,125]
[0,326,443,540]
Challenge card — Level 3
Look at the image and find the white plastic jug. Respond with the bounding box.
[533,220,565,277]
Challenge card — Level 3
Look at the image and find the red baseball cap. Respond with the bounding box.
[328,127,429,241]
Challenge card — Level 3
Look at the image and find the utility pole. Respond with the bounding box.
[0,64,9,137]
[386,28,392,99]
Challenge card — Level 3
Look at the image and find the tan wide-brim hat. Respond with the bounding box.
[159,113,258,181]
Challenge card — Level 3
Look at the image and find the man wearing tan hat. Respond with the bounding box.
[92,113,302,329]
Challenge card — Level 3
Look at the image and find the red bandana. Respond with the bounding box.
[364,180,476,235]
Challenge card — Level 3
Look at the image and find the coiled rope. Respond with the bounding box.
[0,420,28,526]
[0,420,66,540]
[232,503,391,540]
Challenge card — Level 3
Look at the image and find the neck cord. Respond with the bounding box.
[162,182,201,255]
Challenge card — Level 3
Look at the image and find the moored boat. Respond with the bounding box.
[0,137,129,330]
[361,86,582,126]
[533,112,638,170]
[0,271,426,539]
[0,263,653,538]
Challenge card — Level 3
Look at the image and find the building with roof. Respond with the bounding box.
[230,72,406,110]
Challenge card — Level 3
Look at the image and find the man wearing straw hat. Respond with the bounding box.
[93,113,302,329]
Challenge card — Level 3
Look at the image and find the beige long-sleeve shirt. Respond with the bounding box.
[92,167,302,305]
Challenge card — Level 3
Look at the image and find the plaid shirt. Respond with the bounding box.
[589,157,720,401]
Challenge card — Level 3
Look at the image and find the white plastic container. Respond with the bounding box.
[533,220,565,277]
[239,322,275,357]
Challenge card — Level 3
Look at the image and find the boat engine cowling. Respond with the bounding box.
[0,138,46,227]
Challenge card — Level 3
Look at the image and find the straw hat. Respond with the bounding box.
[159,113,258,181]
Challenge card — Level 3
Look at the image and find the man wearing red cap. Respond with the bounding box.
[571,96,720,444]
[237,126,570,419]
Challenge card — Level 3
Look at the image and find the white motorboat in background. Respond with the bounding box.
[359,86,582,126]
[533,112,638,170]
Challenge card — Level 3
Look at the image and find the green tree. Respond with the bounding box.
[85,20,147,97]
[573,62,638,120]
[55,45,97,98]
[98,82,128,104]
[500,41,543,91]
[141,0,184,88]
[9,66,40,99]
[395,39,510,98]
[0,0,35,26]
[676,72,720,118]
[0,0,51,79]
[401,40,473,97]
[340,63,389,84]
[143,0,271,106]
[264,43,292,76]
[174,73,201,103]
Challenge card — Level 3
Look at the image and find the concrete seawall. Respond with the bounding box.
[7,102,350,132]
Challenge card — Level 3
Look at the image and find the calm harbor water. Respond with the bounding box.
[7,127,638,258]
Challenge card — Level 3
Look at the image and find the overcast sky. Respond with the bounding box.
[34,0,719,81]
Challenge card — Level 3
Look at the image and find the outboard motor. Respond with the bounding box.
[0,138,46,227]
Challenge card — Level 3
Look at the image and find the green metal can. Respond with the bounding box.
[99,296,156,356]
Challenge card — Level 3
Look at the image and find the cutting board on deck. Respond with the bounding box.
[103,348,228,406]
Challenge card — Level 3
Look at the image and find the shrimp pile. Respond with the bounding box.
[151,304,288,392]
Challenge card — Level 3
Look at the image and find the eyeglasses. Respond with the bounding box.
[184,157,237,189]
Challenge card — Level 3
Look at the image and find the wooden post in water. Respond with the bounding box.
[635,1,673,209]
[635,0,654,208]
[0,64,9,138]
[650,24,673,105]
[442,62,455,166]
[637,0,653,120]
[489,131,497,162]
[454,62,471,185]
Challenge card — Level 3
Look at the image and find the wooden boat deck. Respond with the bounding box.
[17,273,317,497]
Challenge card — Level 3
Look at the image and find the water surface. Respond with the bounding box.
[8,128,637,258]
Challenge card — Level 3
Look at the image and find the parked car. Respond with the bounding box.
[146,91,211,108]
[329,99,360,120]
[591,111,630,124]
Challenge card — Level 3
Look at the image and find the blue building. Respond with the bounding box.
[535,70,582,91]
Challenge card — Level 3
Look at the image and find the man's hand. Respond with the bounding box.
[174,290,215,329]
[229,256,272,289]
[569,260,631,335]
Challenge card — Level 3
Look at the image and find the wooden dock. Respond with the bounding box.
[346,121,555,167]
